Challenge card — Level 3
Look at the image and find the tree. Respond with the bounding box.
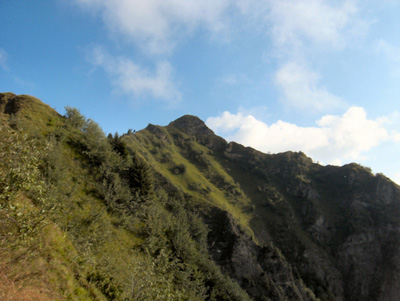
[124,159,154,197]
[64,106,86,129]
[108,132,128,158]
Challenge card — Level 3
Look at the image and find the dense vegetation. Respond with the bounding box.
[0,93,249,300]
[2,93,400,300]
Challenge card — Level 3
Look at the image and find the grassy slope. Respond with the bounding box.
[0,94,251,300]
[0,94,148,299]
[0,94,107,300]
[123,124,256,239]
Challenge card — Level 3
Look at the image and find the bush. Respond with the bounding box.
[171,163,186,175]
[0,125,50,247]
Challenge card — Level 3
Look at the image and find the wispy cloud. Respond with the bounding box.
[74,0,230,54]
[73,0,370,113]
[207,107,395,165]
[73,1,366,55]
[235,1,368,113]
[375,39,400,63]
[377,110,400,142]
[268,0,364,50]
[267,0,368,113]
[0,48,8,71]
[275,61,346,112]
[89,46,181,103]
[236,0,367,52]
[218,73,251,86]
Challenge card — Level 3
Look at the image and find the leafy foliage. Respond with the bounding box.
[0,125,49,246]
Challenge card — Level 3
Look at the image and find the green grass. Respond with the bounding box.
[123,127,256,239]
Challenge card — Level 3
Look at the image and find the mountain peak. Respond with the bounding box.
[169,114,214,136]
[168,115,227,151]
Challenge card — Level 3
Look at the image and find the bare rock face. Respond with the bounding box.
[276,164,400,300]
[196,127,400,300]
[204,206,313,300]
[375,174,396,205]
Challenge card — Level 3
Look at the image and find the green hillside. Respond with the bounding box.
[1,93,400,300]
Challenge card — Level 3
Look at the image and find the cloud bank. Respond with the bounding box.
[207,107,395,166]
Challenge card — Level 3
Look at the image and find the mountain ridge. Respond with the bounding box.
[131,98,400,300]
[2,93,400,300]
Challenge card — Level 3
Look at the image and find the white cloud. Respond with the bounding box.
[207,107,394,165]
[269,0,366,50]
[0,48,8,70]
[90,47,181,103]
[275,61,346,112]
[74,0,230,54]
[316,108,389,160]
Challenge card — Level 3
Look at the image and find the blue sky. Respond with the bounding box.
[1,0,400,183]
